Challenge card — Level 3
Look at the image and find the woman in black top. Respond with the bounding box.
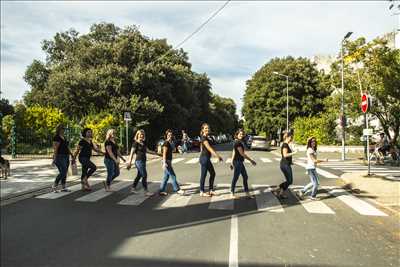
[103,129,126,192]
[52,124,75,193]
[199,123,223,197]
[275,132,297,199]
[127,129,160,196]
[230,129,257,199]
[159,129,185,196]
[73,128,104,191]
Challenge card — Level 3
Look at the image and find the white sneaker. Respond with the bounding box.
[200,191,210,197]
[309,196,318,201]
[144,191,154,197]
[177,190,185,195]
[131,188,138,194]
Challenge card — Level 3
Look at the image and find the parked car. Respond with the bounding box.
[250,136,270,150]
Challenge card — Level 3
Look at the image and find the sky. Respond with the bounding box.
[1,1,398,116]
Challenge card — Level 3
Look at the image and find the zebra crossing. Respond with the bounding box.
[317,161,400,179]
[35,181,388,217]
[174,157,276,165]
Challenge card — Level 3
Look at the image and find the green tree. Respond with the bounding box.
[242,56,331,136]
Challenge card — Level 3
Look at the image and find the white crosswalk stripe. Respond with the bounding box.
[172,158,185,164]
[254,187,284,212]
[208,188,234,210]
[294,161,339,179]
[118,183,160,206]
[260,158,272,163]
[76,181,131,202]
[36,181,102,199]
[226,158,233,163]
[35,182,391,217]
[185,158,199,164]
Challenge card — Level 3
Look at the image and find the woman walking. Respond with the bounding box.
[159,130,185,196]
[199,123,223,197]
[230,129,257,199]
[296,137,327,200]
[73,128,104,191]
[127,129,159,196]
[274,132,297,199]
[52,124,75,192]
[103,129,126,192]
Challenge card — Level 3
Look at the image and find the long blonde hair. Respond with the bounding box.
[105,129,115,141]
[134,129,145,142]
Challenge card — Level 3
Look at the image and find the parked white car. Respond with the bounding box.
[250,136,270,150]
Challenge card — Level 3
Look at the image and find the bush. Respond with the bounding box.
[293,114,336,145]
[82,113,120,145]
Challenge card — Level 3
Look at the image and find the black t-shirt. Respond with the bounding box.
[78,139,93,158]
[200,136,212,158]
[133,141,147,161]
[104,140,118,160]
[280,143,292,165]
[53,135,70,155]
[233,140,245,162]
[162,141,173,161]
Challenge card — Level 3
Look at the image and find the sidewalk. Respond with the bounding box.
[339,172,400,214]
[0,155,161,201]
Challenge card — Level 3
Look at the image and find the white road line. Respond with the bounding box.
[36,184,83,199]
[274,158,281,161]
[209,188,234,210]
[185,158,199,164]
[118,183,160,206]
[296,197,335,214]
[260,158,272,163]
[329,189,388,216]
[254,188,284,212]
[76,181,131,202]
[171,158,185,164]
[226,158,233,164]
[158,194,192,209]
[229,215,238,267]
[294,161,339,179]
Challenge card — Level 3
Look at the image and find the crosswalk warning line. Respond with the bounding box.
[118,183,160,206]
[329,189,388,216]
[172,158,185,164]
[296,197,335,214]
[254,188,284,212]
[185,158,199,164]
[229,215,238,267]
[209,188,234,210]
[76,181,131,202]
[260,158,272,163]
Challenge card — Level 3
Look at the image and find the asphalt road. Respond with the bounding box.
[1,143,399,267]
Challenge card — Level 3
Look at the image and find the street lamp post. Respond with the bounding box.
[340,31,353,161]
[273,72,289,132]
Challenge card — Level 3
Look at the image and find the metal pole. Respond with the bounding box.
[367,113,370,176]
[341,41,346,161]
[125,120,129,155]
[286,76,289,132]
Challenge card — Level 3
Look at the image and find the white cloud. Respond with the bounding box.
[1,1,396,116]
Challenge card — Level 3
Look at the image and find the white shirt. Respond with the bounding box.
[306,147,317,169]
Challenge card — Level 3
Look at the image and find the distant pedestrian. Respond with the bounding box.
[181,130,190,153]
[274,131,297,199]
[73,128,104,191]
[127,129,160,196]
[296,137,327,200]
[103,129,126,192]
[159,129,185,196]
[52,124,75,193]
[199,123,223,197]
[230,129,256,199]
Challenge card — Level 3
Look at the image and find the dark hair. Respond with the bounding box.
[55,124,65,136]
[307,137,317,151]
[81,128,92,138]
[234,128,245,139]
[164,129,173,139]
[283,131,293,140]
[200,123,209,136]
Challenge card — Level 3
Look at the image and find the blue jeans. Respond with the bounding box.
[79,157,97,181]
[54,154,69,187]
[231,160,249,193]
[104,158,120,186]
[133,160,148,190]
[279,163,293,191]
[302,169,320,197]
[160,161,180,192]
[199,156,215,192]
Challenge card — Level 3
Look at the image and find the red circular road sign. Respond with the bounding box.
[361,94,368,113]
